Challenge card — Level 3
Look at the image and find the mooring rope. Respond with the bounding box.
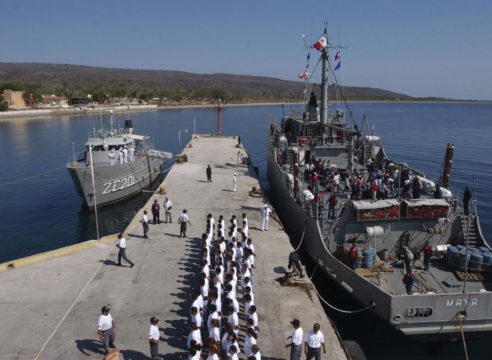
[308,261,376,314]
[293,227,306,252]
[0,167,63,188]
[458,315,470,360]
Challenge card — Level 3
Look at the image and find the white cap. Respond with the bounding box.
[234,173,237,175]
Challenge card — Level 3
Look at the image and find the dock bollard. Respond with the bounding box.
[159,186,166,194]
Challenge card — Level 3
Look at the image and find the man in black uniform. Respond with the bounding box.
[206,165,212,182]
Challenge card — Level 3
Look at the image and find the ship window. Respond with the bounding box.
[404,307,433,319]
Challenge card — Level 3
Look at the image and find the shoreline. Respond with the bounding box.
[0,100,490,121]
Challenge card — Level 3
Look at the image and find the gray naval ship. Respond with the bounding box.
[268,27,492,341]
[67,112,171,210]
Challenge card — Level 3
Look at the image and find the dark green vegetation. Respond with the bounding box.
[0,62,413,104]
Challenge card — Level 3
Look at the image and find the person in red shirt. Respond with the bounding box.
[423,241,433,271]
[328,192,337,219]
[348,243,358,270]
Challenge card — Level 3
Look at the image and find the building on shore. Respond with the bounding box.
[2,90,26,109]
[41,95,69,108]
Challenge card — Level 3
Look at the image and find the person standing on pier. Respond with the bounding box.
[164,197,173,223]
[233,173,237,192]
[237,151,241,166]
[151,199,161,224]
[286,318,303,360]
[207,165,212,182]
[97,305,116,355]
[148,316,161,359]
[142,210,149,239]
[179,209,191,238]
[116,233,134,268]
[305,323,325,360]
[260,204,271,231]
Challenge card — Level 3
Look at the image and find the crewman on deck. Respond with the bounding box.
[123,146,128,163]
[118,148,123,164]
[403,269,416,294]
[423,240,433,271]
[129,145,135,161]
[348,242,358,270]
[109,149,115,166]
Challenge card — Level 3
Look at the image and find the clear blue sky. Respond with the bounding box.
[1,0,491,100]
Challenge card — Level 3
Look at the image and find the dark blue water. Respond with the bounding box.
[1,102,491,359]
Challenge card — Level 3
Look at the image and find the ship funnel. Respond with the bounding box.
[125,120,133,135]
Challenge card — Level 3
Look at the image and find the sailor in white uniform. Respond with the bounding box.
[129,145,135,161]
[123,146,128,163]
[118,148,123,164]
[237,151,241,166]
[109,150,115,166]
[261,204,271,231]
[233,173,237,192]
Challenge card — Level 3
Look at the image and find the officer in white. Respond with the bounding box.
[129,145,135,161]
[286,318,303,360]
[97,305,116,354]
[123,146,128,163]
[118,148,123,164]
[304,323,325,360]
[260,204,271,231]
[109,150,115,166]
[148,316,161,359]
[233,173,237,192]
[237,151,241,166]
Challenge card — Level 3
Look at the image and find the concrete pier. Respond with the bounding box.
[0,136,347,359]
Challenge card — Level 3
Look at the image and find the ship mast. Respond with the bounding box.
[320,25,329,126]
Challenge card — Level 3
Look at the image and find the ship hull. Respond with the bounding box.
[267,137,492,341]
[67,156,163,210]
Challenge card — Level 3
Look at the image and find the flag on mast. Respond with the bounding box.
[313,36,327,51]
[298,70,310,79]
[334,51,342,71]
